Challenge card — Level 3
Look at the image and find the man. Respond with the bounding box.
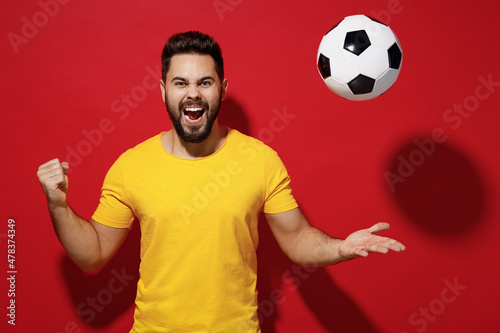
[37,31,405,332]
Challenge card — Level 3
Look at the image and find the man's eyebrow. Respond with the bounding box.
[198,76,215,82]
[170,76,215,83]
[171,76,188,82]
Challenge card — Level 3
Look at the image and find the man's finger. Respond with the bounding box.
[355,248,369,257]
[389,242,406,252]
[365,243,389,254]
[368,222,390,234]
[61,162,70,176]
[38,158,61,169]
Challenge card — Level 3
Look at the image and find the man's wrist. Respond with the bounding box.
[47,199,69,213]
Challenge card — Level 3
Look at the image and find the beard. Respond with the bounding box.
[165,96,221,144]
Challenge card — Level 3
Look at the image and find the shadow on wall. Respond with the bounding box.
[60,221,141,327]
[257,215,381,333]
[385,138,487,236]
[219,97,251,135]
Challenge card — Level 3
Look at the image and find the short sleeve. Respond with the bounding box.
[262,147,298,214]
[91,156,135,229]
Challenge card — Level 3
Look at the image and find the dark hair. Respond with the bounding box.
[161,31,224,82]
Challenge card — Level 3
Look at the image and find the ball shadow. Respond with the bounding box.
[386,138,486,235]
[60,221,141,327]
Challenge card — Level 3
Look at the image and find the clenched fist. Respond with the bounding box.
[37,159,70,208]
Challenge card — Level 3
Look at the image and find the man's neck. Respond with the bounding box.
[161,123,227,159]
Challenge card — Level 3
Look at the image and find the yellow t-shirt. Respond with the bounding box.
[92,128,298,332]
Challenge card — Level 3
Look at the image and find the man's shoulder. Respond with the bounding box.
[226,128,279,160]
[228,128,271,150]
[132,132,163,151]
[116,132,163,162]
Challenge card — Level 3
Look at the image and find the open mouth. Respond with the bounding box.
[183,107,205,121]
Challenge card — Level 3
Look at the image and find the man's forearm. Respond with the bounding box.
[48,203,103,272]
[288,226,345,267]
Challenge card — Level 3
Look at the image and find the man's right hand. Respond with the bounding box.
[37,158,130,272]
[37,159,70,208]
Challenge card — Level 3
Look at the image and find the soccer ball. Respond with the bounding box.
[317,14,403,101]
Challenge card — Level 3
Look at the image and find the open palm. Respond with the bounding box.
[338,222,406,260]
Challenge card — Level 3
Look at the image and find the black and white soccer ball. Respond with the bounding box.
[317,14,403,101]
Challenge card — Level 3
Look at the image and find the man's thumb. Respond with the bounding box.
[61,162,70,171]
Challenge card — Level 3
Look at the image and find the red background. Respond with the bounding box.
[1,0,499,332]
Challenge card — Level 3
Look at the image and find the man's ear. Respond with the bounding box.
[160,80,166,102]
[221,78,228,101]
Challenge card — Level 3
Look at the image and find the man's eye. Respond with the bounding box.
[199,81,211,86]
[175,82,186,87]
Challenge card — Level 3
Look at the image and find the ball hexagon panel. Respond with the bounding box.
[324,75,356,99]
[364,22,397,49]
[339,15,375,33]
[371,68,400,96]
[358,45,390,79]
[328,49,361,83]
[317,26,346,57]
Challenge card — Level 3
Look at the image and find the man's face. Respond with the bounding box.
[161,54,228,143]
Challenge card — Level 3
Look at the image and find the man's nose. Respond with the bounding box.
[186,83,201,99]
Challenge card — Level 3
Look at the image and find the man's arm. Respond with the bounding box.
[264,207,405,267]
[37,158,129,272]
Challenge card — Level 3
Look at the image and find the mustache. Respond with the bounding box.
[179,100,209,110]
